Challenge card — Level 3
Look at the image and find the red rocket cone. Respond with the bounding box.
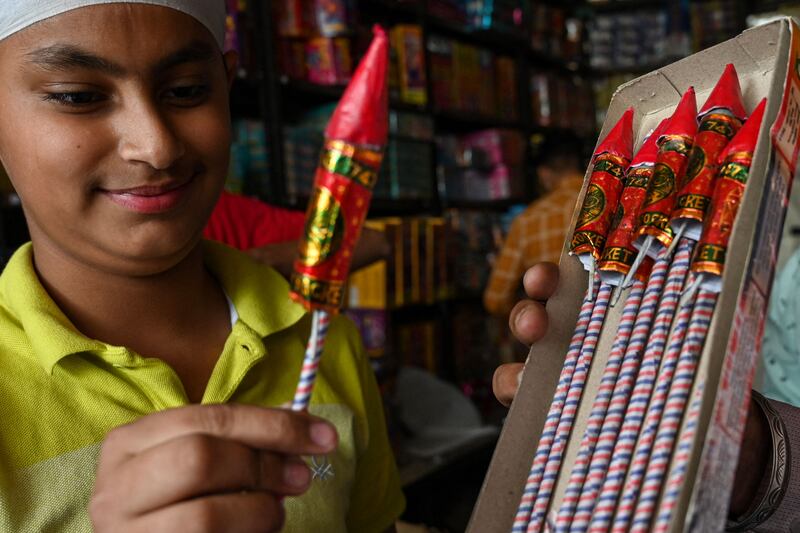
[719,98,767,162]
[631,118,670,167]
[595,107,635,160]
[325,25,389,146]
[699,63,747,121]
[662,87,698,141]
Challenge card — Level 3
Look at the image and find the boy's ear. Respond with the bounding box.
[223,51,239,89]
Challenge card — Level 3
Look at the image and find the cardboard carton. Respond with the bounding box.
[469,18,800,532]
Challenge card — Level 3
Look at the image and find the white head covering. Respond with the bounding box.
[0,1,226,48]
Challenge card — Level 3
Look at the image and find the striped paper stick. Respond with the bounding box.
[292,310,331,411]
[613,292,695,530]
[630,290,717,531]
[588,238,693,533]
[513,280,599,531]
[569,250,671,532]
[554,280,646,532]
[653,380,707,532]
[527,283,613,532]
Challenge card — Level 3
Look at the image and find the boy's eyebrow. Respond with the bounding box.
[26,44,126,76]
[25,40,217,76]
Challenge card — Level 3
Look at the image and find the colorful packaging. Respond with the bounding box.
[570,107,635,270]
[306,37,352,85]
[635,87,698,253]
[599,118,669,285]
[693,98,767,290]
[312,0,351,37]
[291,27,389,312]
[392,25,427,106]
[671,64,747,241]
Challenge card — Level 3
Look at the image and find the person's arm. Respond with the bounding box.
[246,227,390,279]
[490,263,796,530]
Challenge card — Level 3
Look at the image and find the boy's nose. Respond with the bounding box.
[117,103,185,170]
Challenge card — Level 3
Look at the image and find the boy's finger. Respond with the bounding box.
[493,363,524,407]
[509,300,549,346]
[100,404,337,467]
[124,491,285,533]
[522,263,559,301]
[96,435,310,516]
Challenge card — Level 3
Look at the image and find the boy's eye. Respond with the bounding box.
[164,84,210,105]
[43,91,105,107]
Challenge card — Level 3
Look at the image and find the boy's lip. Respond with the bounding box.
[99,177,195,214]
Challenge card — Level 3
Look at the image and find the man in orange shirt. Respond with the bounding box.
[484,134,585,316]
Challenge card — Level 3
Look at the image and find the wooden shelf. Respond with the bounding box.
[426,16,527,54]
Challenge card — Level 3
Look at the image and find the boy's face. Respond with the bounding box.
[0,5,236,275]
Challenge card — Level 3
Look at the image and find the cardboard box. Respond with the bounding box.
[469,18,800,532]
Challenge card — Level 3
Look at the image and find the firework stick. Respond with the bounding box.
[292,310,331,410]
[628,290,717,531]
[587,238,692,532]
[513,281,599,531]
[526,283,613,531]
[571,264,667,530]
[568,249,670,531]
[554,280,645,531]
[611,286,696,530]
[289,28,389,409]
[653,380,706,531]
[652,100,767,530]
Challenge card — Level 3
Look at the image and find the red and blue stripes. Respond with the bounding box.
[292,310,331,412]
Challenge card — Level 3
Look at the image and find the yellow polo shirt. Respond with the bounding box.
[0,241,404,532]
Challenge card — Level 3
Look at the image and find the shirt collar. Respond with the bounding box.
[0,241,306,374]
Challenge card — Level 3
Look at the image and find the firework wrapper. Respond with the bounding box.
[571,108,634,270]
[692,98,767,291]
[670,65,745,240]
[290,26,389,312]
[635,88,698,253]
[599,119,669,285]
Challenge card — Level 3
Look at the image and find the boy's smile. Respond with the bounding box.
[0,3,237,276]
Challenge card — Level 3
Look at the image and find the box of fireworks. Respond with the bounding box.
[530,72,553,127]
[495,56,519,121]
[277,38,307,80]
[344,308,388,358]
[391,25,428,106]
[311,0,351,37]
[462,129,526,168]
[275,0,311,37]
[428,35,455,112]
[347,260,387,310]
[306,37,352,85]
[380,218,405,308]
[470,18,800,532]
[402,218,422,305]
[429,218,453,301]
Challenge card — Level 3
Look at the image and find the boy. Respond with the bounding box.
[0,2,403,532]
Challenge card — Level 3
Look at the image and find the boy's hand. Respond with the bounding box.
[90,404,338,533]
[491,262,769,518]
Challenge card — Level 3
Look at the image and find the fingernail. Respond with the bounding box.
[310,423,336,448]
[515,306,530,327]
[283,461,311,489]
